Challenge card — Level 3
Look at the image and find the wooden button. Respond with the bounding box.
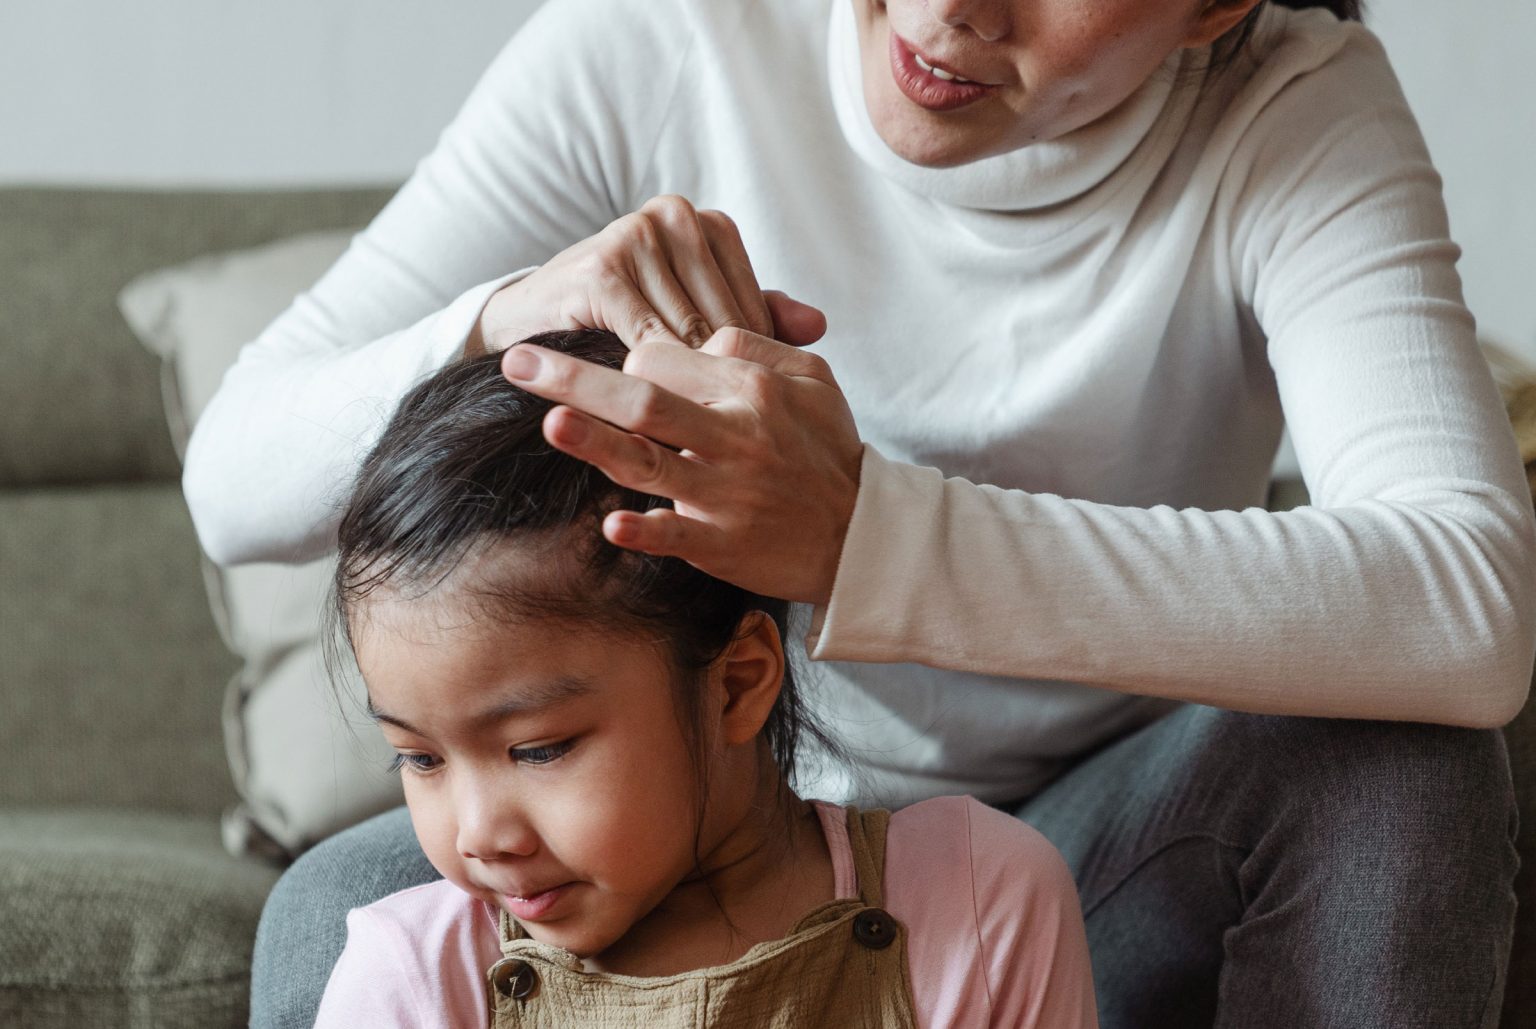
[489,958,538,1000]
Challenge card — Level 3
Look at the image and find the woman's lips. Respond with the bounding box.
[503,882,574,922]
[887,33,998,112]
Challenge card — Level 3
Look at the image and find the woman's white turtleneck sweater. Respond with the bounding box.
[184,0,1536,805]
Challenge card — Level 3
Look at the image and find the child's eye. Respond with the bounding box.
[509,740,574,765]
[386,752,441,776]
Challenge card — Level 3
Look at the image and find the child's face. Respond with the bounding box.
[353,592,727,959]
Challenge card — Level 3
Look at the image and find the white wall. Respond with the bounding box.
[0,0,543,186]
[1369,1,1536,360]
[3,1,1531,358]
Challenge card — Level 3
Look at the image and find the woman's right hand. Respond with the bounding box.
[469,195,827,354]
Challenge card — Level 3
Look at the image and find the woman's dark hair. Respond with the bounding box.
[331,328,828,787]
[1214,0,1365,68]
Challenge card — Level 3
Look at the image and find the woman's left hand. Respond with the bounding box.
[501,328,863,605]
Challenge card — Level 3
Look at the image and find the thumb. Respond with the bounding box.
[764,291,828,346]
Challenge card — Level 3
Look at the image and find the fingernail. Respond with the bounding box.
[551,412,588,446]
[606,512,639,545]
[503,346,541,381]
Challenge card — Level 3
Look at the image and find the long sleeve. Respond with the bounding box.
[807,31,1536,729]
[183,0,688,565]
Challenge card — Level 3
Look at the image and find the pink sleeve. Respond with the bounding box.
[885,796,1098,1028]
[314,906,439,1029]
[312,882,498,1029]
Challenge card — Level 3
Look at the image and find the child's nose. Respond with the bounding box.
[454,780,537,860]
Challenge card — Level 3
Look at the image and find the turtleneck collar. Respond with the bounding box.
[828,0,1188,213]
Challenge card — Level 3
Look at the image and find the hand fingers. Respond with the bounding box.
[607,210,714,347]
[600,274,691,349]
[543,407,711,501]
[483,199,801,355]
[700,327,837,383]
[634,197,753,346]
[602,507,728,567]
[699,211,774,338]
[504,344,731,455]
[618,338,769,406]
[763,291,827,346]
[620,331,835,408]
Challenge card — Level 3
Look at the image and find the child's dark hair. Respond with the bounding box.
[331,328,826,787]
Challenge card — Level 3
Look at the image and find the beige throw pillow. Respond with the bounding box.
[119,231,403,860]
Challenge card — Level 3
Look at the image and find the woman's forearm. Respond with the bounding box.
[809,446,1535,728]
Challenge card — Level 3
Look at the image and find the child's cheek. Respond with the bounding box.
[402,778,465,880]
[557,766,687,884]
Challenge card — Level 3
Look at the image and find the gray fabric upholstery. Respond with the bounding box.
[0,186,390,1029]
[0,484,238,815]
[0,187,392,489]
[0,809,281,1029]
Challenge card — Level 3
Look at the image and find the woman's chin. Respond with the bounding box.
[868,107,1008,168]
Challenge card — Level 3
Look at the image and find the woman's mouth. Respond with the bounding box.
[888,33,998,112]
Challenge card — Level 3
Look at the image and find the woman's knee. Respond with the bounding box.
[1184,708,1519,905]
[1163,707,1517,855]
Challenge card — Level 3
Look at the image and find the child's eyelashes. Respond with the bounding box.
[385,740,575,776]
[386,752,441,776]
[509,740,575,765]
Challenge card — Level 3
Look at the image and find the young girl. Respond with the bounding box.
[312,328,1098,1028]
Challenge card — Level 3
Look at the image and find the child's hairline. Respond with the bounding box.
[337,525,776,683]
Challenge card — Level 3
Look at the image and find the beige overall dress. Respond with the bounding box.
[484,807,920,1028]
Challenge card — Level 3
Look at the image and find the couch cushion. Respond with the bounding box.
[117,232,405,857]
[0,484,237,816]
[0,187,392,490]
[118,230,354,455]
[0,809,280,1029]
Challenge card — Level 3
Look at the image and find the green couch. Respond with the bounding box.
[0,187,390,1028]
[0,186,1532,1027]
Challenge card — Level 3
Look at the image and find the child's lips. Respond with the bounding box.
[502,881,575,921]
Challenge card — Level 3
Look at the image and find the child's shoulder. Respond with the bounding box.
[359,878,468,908]
[348,878,488,932]
[881,797,1093,1028]
[316,881,502,1029]
[888,794,1072,888]
[884,795,1079,932]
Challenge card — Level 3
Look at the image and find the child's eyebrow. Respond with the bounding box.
[366,675,596,737]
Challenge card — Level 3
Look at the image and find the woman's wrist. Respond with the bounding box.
[465,280,522,358]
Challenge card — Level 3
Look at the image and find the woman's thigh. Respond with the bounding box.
[250,806,439,1029]
[1015,704,1519,1029]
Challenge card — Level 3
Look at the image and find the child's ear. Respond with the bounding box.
[1181,0,1264,49]
[715,610,786,747]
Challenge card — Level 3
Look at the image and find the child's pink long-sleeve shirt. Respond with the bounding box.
[314,796,1097,1027]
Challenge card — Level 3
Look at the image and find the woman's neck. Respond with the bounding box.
[581,763,834,977]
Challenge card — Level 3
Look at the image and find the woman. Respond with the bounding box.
[188,0,1530,1025]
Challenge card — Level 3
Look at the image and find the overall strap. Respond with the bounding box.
[845,807,892,909]
[498,907,529,950]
